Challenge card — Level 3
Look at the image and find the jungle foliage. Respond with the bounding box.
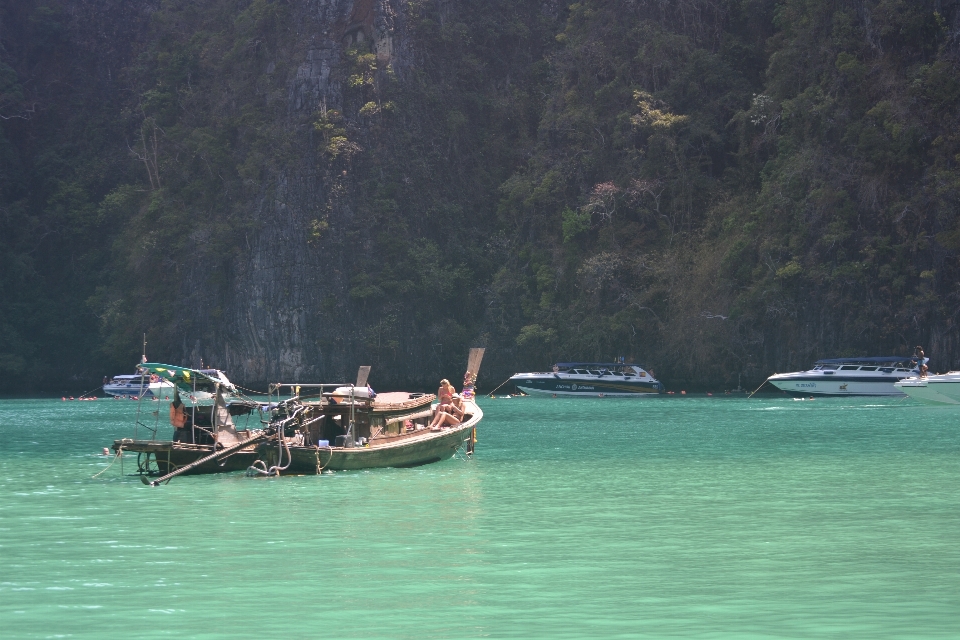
[2,0,959,392]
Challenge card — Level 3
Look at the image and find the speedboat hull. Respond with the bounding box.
[766,357,923,397]
[510,373,663,397]
[103,379,175,398]
[767,374,907,397]
[895,373,960,404]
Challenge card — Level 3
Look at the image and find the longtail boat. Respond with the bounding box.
[111,349,485,485]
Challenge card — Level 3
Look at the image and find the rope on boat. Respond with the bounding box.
[247,432,292,477]
[76,384,105,400]
[453,427,477,462]
[747,379,769,399]
[134,381,145,439]
[92,445,124,479]
[486,375,514,397]
[246,401,305,477]
[314,446,332,474]
[235,383,271,396]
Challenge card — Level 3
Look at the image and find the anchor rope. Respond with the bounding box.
[314,446,332,475]
[74,384,105,400]
[92,446,123,479]
[486,375,514,397]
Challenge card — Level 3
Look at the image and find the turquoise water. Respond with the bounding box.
[1,395,958,638]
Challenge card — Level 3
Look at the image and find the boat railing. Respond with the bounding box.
[269,382,349,393]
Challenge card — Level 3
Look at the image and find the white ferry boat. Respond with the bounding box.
[766,356,926,397]
[509,362,663,397]
[894,372,960,404]
[103,373,175,398]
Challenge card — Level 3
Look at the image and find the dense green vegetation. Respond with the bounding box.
[2,0,959,393]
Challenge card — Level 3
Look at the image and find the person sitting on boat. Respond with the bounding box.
[449,393,465,418]
[430,394,463,429]
[916,346,927,375]
[436,379,455,412]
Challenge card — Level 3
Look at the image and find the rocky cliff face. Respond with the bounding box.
[173,0,492,389]
[7,0,958,394]
[126,0,960,391]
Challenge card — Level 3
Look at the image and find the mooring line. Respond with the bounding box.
[92,447,123,479]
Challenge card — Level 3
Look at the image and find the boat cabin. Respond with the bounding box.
[268,391,442,447]
[812,357,919,374]
[553,362,651,378]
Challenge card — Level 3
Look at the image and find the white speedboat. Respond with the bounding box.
[103,373,175,398]
[766,356,925,397]
[895,372,960,404]
[510,362,663,397]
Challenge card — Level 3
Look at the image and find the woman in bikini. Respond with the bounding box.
[430,380,462,428]
[437,379,454,411]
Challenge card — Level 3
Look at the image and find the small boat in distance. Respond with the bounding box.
[895,371,960,404]
[766,356,926,397]
[103,373,175,399]
[509,362,663,397]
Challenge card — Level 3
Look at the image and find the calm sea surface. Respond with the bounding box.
[1,395,958,638]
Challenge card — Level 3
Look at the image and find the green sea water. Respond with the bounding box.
[1,395,958,639]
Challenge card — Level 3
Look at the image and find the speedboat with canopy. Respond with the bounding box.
[102,373,175,399]
[509,362,663,396]
[895,371,960,404]
[765,356,926,397]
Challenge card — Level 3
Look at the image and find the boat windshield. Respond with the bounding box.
[821,365,838,370]
[840,365,860,370]
[860,366,877,371]
[588,370,602,375]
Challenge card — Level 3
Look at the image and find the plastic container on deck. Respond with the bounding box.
[316,439,330,447]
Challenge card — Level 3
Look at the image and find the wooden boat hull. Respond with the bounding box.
[260,421,475,473]
[112,439,259,476]
[114,401,482,477]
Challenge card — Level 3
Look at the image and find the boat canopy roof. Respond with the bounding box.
[140,362,234,389]
[555,362,640,369]
[814,356,917,365]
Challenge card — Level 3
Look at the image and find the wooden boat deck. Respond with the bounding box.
[372,392,436,411]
